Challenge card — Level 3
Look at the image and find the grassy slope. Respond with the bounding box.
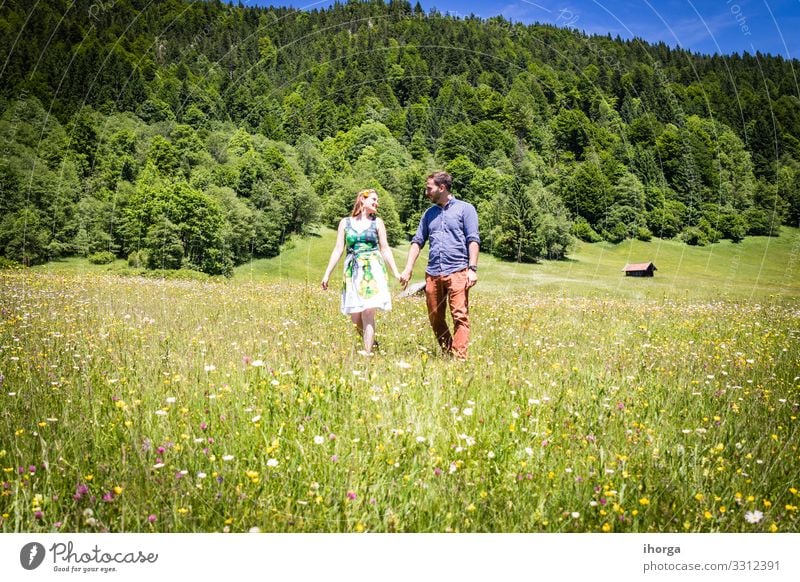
[32,226,799,300]
[231,226,800,301]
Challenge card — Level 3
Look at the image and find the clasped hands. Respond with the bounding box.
[397,270,411,289]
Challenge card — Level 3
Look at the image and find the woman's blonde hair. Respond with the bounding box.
[350,188,378,217]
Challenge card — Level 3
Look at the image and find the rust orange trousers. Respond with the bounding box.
[424,269,471,359]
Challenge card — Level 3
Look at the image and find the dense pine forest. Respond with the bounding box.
[1,0,799,275]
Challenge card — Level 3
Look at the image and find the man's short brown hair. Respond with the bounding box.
[427,171,452,192]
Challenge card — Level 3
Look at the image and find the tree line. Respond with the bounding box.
[1,0,798,273]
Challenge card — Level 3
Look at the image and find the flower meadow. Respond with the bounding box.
[0,270,798,533]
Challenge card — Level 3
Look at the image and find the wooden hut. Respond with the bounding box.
[622,262,657,277]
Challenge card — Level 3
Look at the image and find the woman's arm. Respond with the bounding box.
[376,218,401,280]
[321,219,347,290]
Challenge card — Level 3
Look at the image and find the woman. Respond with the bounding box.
[322,189,401,355]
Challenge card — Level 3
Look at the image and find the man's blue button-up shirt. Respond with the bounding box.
[411,197,480,276]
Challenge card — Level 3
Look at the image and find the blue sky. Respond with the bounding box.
[247,0,800,58]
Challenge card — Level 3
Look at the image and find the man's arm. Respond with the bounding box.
[401,210,429,288]
[399,242,421,288]
[466,240,479,288]
[464,203,480,288]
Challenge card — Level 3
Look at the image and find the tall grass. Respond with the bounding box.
[1,255,797,532]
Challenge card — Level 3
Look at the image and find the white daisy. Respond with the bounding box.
[744,510,764,524]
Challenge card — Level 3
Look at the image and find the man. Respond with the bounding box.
[400,171,480,360]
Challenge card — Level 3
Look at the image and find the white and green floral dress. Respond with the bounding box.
[341,218,391,314]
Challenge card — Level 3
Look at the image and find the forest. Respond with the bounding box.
[1,0,798,275]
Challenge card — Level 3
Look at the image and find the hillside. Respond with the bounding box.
[1,0,799,275]
[230,225,800,300]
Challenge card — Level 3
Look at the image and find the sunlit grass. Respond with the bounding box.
[225,226,800,300]
[1,262,798,532]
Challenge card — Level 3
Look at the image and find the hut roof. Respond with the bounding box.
[622,262,657,272]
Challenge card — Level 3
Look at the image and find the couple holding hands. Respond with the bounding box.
[321,172,480,360]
